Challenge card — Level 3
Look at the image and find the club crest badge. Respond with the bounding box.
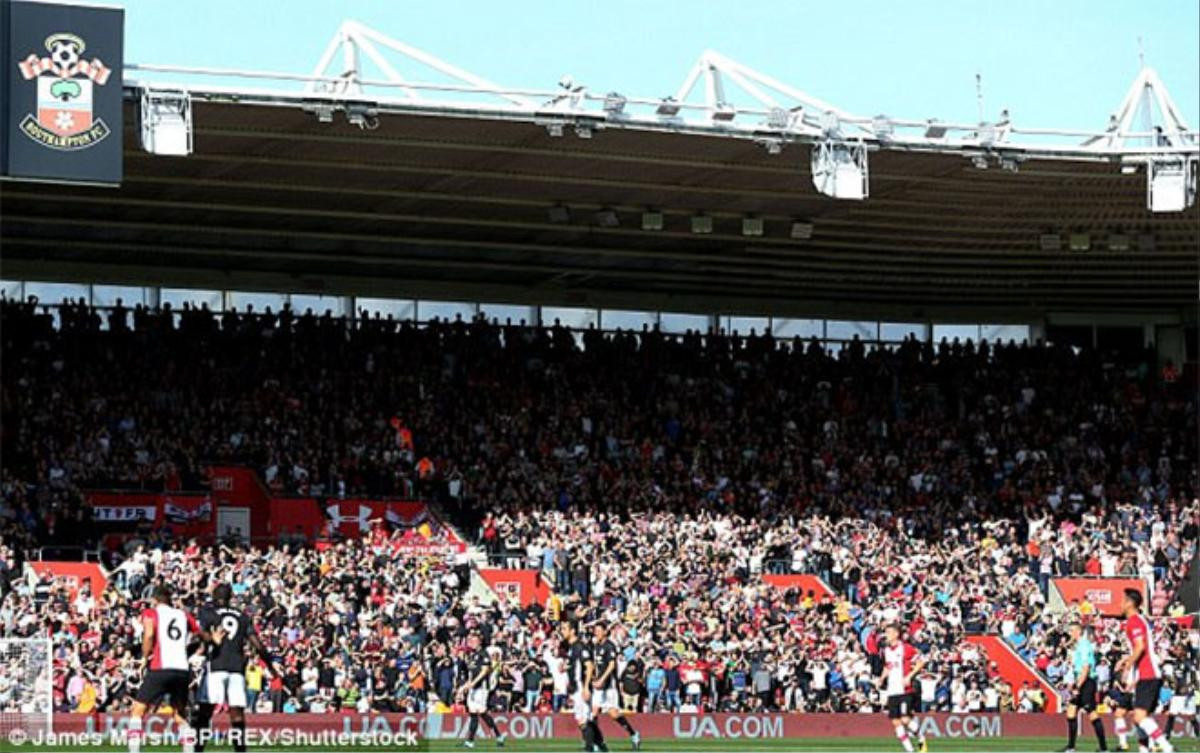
[17,32,113,151]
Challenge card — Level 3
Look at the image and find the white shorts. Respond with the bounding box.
[467,687,490,714]
[1168,695,1188,714]
[591,687,619,713]
[572,689,594,724]
[199,670,248,708]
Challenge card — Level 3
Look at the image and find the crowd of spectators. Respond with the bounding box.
[0,294,1197,716]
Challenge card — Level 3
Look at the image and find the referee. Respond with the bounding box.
[1063,622,1108,753]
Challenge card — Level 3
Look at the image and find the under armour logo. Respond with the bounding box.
[327,503,372,532]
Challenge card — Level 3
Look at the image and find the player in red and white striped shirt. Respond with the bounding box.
[1118,588,1173,753]
[878,624,928,753]
[127,584,221,753]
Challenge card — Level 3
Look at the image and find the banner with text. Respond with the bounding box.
[86,492,214,540]
[1049,577,1147,617]
[52,712,1198,741]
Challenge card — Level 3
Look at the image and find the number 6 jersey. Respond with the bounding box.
[143,603,200,671]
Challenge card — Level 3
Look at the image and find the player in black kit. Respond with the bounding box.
[592,623,640,750]
[460,632,506,748]
[192,583,279,753]
[562,620,608,753]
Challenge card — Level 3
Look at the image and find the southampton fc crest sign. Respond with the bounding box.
[17,32,113,151]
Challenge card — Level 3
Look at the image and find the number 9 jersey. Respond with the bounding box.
[199,604,251,673]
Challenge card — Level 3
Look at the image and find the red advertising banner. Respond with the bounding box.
[761,574,834,600]
[87,464,465,555]
[28,561,108,596]
[52,712,1198,742]
[85,492,214,539]
[1051,577,1147,616]
[478,568,552,607]
[268,498,462,550]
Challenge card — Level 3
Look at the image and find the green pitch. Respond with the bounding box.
[10,739,1200,752]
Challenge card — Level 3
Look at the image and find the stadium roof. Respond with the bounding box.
[2,21,1197,321]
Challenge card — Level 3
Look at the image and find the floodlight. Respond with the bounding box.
[1106,233,1130,251]
[811,140,868,200]
[742,217,764,237]
[1147,157,1197,213]
[1038,234,1061,252]
[345,103,378,130]
[766,107,790,129]
[545,122,565,137]
[1069,233,1091,252]
[691,215,713,234]
[712,104,736,122]
[595,209,620,228]
[574,124,593,139]
[602,92,627,116]
[140,88,193,156]
[304,102,335,123]
[872,115,894,142]
[971,155,989,170]
[790,221,814,240]
[641,210,664,231]
[657,97,681,117]
[820,111,842,138]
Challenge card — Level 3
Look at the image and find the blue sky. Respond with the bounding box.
[121,0,1199,130]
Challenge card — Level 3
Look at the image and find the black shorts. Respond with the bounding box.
[1071,678,1098,711]
[1132,679,1163,713]
[887,692,919,719]
[136,669,191,710]
[1106,686,1132,710]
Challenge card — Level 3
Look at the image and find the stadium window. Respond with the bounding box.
[478,303,534,325]
[980,324,1030,344]
[92,285,148,308]
[229,291,285,314]
[289,294,346,318]
[161,288,222,311]
[771,318,823,340]
[23,281,89,306]
[880,322,927,342]
[826,320,878,341]
[659,313,710,334]
[541,306,598,329]
[356,297,416,321]
[417,300,477,323]
[0,280,23,301]
[600,309,657,332]
[723,316,769,336]
[932,324,982,343]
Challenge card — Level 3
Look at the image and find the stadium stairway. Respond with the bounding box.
[965,634,1059,713]
[426,502,500,603]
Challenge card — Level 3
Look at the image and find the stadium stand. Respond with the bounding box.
[0,297,1196,717]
